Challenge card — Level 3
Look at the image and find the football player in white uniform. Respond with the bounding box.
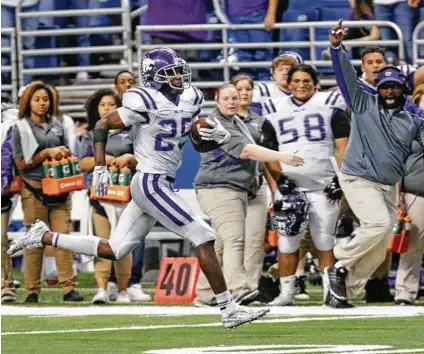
[262,64,351,306]
[9,48,304,328]
[252,51,303,115]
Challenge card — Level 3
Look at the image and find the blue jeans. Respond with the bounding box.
[229,9,273,80]
[39,0,90,66]
[89,0,121,46]
[1,4,39,86]
[374,2,419,64]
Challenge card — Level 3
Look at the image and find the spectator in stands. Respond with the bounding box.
[12,81,84,303]
[220,0,279,80]
[78,88,134,304]
[373,0,420,64]
[230,75,269,298]
[325,20,424,308]
[193,83,303,306]
[1,99,19,303]
[39,0,91,80]
[394,85,424,306]
[1,0,40,86]
[322,0,380,61]
[114,70,136,97]
[144,0,207,79]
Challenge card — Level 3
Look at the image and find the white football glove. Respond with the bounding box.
[92,166,111,197]
[198,117,231,145]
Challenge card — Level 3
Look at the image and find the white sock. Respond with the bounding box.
[52,232,100,256]
[295,269,305,277]
[280,275,296,296]
[215,290,237,317]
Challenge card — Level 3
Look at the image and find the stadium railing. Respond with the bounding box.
[135,20,406,109]
[412,21,424,67]
[1,27,18,102]
[15,0,133,89]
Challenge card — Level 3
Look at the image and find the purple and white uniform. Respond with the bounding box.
[107,49,215,259]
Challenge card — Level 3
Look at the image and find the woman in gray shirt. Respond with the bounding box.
[194,83,303,306]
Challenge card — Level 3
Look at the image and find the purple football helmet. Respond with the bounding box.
[140,47,191,95]
[272,192,308,237]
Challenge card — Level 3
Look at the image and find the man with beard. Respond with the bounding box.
[323,20,424,308]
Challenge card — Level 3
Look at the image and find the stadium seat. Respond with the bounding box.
[280,9,321,61]
[288,0,322,10]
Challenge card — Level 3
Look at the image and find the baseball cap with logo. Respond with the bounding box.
[376,65,406,88]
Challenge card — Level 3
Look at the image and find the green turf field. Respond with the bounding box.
[2,273,424,353]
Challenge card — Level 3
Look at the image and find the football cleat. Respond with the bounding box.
[7,219,49,256]
[324,265,348,301]
[324,292,354,308]
[269,291,295,306]
[294,276,310,300]
[222,306,270,330]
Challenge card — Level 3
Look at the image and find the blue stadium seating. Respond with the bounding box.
[279,8,321,61]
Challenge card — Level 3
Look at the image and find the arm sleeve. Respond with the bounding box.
[330,45,371,113]
[119,90,152,127]
[260,119,279,151]
[12,126,23,159]
[218,119,251,158]
[331,109,351,139]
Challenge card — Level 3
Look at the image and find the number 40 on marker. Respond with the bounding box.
[154,257,200,304]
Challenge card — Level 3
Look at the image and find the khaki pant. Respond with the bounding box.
[395,193,424,302]
[244,184,267,290]
[195,187,248,303]
[92,210,131,282]
[21,179,75,295]
[335,173,397,297]
[1,210,14,291]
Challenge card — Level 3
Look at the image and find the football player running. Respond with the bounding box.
[262,64,351,307]
[8,48,303,329]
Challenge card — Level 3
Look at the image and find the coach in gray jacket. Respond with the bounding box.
[323,20,424,308]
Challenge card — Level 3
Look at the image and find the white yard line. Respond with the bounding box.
[2,305,424,317]
[1,314,422,336]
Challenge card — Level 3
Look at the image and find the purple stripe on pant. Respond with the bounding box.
[142,174,184,226]
[152,175,194,223]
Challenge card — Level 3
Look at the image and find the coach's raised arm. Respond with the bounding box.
[329,20,371,113]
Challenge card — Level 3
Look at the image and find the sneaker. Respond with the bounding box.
[107,281,118,302]
[127,283,152,302]
[294,276,310,300]
[7,220,49,256]
[11,280,21,289]
[324,265,348,301]
[63,290,84,302]
[269,291,295,306]
[193,298,217,307]
[1,289,16,303]
[395,299,413,306]
[324,292,354,308]
[116,291,131,303]
[24,293,39,303]
[222,306,270,329]
[92,288,109,304]
[234,289,259,305]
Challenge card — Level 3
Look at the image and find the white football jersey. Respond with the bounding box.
[252,82,291,114]
[265,91,346,191]
[118,85,203,177]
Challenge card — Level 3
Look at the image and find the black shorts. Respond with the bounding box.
[1,195,13,213]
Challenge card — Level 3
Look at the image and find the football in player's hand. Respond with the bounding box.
[189,117,220,153]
